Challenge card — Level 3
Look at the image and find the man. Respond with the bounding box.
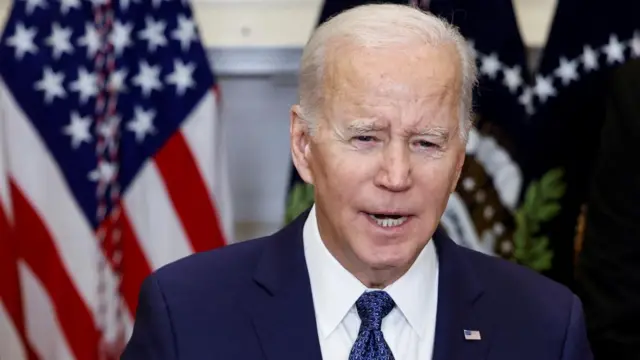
[122,4,592,359]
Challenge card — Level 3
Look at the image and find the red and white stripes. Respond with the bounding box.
[0,78,230,359]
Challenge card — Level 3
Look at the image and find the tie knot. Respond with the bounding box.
[355,291,395,331]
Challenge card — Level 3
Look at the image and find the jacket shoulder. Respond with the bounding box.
[460,246,576,319]
[148,234,274,297]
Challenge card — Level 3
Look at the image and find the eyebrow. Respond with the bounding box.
[344,119,450,141]
[407,126,450,141]
[345,119,385,135]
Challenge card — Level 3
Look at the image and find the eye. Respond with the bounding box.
[353,135,376,142]
[414,139,437,148]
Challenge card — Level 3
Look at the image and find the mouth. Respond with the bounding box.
[366,212,411,228]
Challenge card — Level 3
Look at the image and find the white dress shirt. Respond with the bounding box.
[303,205,439,360]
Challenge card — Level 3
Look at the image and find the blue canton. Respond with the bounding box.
[349,290,396,360]
[0,0,215,229]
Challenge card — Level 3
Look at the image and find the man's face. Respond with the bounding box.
[291,41,466,279]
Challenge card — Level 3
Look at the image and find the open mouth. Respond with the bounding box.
[366,213,410,228]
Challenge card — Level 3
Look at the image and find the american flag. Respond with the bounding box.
[0,0,233,358]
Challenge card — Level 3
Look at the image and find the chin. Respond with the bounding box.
[355,237,417,270]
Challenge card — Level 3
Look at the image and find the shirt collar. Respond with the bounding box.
[303,205,439,339]
[303,205,366,339]
[384,233,438,338]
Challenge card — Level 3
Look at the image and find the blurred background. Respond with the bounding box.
[0,0,558,240]
[0,0,638,359]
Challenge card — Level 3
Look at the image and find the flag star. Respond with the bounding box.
[78,23,101,59]
[502,65,522,93]
[151,0,168,8]
[6,23,38,60]
[98,115,121,150]
[45,23,74,59]
[132,61,162,97]
[166,60,196,95]
[21,0,46,14]
[533,75,557,104]
[127,106,156,142]
[120,0,140,10]
[518,87,534,115]
[172,14,197,51]
[62,112,92,149]
[480,53,501,79]
[70,67,98,104]
[109,68,128,93]
[582,45,599,72]
[35,67,66,103]
[138,16,167,52]
[60,0,80,14]
[630,31,640,58]
[98,115,120,139]
[110,21,133,56]
[603,34,625,65]
[88,161,118,183]
[554,57,579,86]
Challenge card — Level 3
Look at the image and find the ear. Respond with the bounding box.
[290,104,315,185]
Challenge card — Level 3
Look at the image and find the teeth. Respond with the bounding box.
[369,214,408,227]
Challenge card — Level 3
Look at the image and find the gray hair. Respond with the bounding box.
[297,3,478,141]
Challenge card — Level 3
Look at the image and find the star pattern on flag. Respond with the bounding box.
[63,111,93,149]
[45,22,74,59]
[0,0,214,228]
[78,23,100,58]
[60,0,80,14]
[138,16,167,52]
[5,22,38,59]
[471,29,640,115]
[35,66,66,103]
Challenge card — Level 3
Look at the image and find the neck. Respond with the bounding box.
[314,207,418,289]
[350,266,410,289]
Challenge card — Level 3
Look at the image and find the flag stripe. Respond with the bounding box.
[0,0,231,354]
[180,91,218,206]
[19,262,77,360]
[0,198,28,360]
[1,80,120,318]
[181,90,234,242]
[154,131,225,252]
[0,303,27,360]
[12,181,99,360]
[100,207,153,315]
[124,161,194,270]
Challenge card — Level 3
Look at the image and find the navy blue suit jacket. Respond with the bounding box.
[121,209,593,359]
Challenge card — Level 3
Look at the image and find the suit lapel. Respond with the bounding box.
[244,210,323,360]
[432,228,494,360]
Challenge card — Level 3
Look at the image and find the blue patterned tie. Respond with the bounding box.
[348,290,396,360]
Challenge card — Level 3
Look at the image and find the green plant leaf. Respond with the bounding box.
[540,168,564,189]
[510,168,565,273]
[535,204,562,222]
[284,183,315,224]
[524,181,541,212]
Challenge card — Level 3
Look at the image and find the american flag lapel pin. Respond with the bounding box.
[464,329,481,341]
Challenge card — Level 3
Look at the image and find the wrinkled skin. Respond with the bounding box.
[290,40,467,288]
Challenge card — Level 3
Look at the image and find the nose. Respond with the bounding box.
[374,142,413,192]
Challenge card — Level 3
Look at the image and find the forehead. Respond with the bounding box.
[322,41,461,127]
